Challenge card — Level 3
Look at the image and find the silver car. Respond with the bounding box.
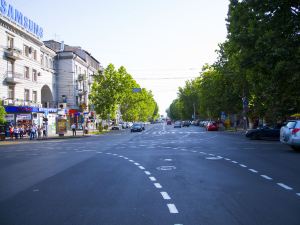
[280,120,300,150]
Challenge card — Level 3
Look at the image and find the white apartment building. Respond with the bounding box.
[44,40,102,113]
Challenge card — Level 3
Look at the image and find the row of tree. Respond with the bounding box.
[90,64,159,123]
[167,1,300,124]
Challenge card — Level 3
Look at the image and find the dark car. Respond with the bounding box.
[131,123,143,132]
[167,120,172,125]
[182,121,190,127]
[245,125,280,140]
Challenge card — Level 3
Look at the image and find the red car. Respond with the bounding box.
[206,122,218,131]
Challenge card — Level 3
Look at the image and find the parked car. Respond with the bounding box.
[246,125,280,140]
[174,121,182,128]
[111,125,121,130]
[280,120,300,150]
[167,120,172,125]
[131,123,143,132]
[206,122,218,131]
[182,121,190,127]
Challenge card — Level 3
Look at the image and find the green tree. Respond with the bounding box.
[0,101,6,124]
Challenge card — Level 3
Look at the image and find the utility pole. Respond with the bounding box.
[193,103,196,121]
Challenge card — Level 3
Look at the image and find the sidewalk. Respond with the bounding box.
[0,129,97,145]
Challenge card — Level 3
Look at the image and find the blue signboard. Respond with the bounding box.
[5,106,39,113]
[0,0,43,39]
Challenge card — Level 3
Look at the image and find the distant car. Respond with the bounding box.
[182,121,190,127]
[111,125,121,130]
[131,123,143,132]
[246,125,280,140]
[206,122,218,131]
[174,121,182,128]
[167,120,172,125]
[280,120,300,150]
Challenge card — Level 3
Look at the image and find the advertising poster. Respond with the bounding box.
[56,118,67,134]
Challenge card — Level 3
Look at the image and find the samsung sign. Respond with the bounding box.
[0,0,43,39]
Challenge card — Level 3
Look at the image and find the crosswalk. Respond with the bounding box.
[144,131,205,136]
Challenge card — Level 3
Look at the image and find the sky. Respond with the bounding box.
[9,0,229,115]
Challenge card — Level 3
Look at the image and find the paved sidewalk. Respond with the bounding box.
[0,129,98,145]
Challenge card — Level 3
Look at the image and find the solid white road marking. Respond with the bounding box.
[139,166,145,170]
[277,183,293,190]
[261,175,272,180]
[149,176,157,181]
[167,204,179,214]
[160,192,171,200]
[249,169,258,173]
[239,164,247,168]
[154,183,162,188]
[145,171,151,175]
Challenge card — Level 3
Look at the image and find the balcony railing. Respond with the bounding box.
[5,47,22,60]
[4,71,24,84]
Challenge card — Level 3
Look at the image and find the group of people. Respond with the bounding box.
[8,124,47,140]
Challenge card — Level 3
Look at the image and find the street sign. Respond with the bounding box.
[132,88,141,93]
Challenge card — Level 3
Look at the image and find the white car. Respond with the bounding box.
[280,120,300,150]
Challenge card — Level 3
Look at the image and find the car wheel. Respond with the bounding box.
[291,146,300,151]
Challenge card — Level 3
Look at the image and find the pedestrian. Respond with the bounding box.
[37,126,42,139]
[71,123,76,136]
[42,125,47,139]
[9,126,14,140]
[19,126,24,139]
[13,126,19,140]
[30,125,36,140]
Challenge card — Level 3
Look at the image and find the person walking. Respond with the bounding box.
[71,123,76,136]
[9,126,14,140]
[30,125,36,140]
[13,126,19,140]
[19,126,24,139]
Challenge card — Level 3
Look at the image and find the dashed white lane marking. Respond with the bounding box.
[160,192,171,200]
[96,151,103,154]
[124,157,128,159]
[129,160,135,162]
[59,152,67,154]
[224,158,231,160]
[149,176,157,181]
[259,175,272,180]
[134,162,140,166]
[192,150,197,153]
[277,183,293,190]
[167,204,179,214]
[164,159,173,161]
[231,161,238,164]
[154,183,162,189]
[209,153,215,156]
[145,171,151,175]
[296,193,300,197]
[249,169,258,173]
[139,166,145,170]
[239,164,247,168]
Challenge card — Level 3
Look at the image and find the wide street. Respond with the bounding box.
[0,123,300,225]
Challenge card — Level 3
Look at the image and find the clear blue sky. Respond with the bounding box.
[9,0,229,115]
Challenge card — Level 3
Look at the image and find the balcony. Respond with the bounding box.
[77,89,87,96]
[4,71,23,84]
[5,47,22,60]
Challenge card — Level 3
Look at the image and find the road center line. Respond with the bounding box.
[139,166,145,170]
[260,175,273,180]
[167,204,179,214]
[145,171,151,175]
[239,164,247,168]
[277,183,293,190]
[231,161,238,163]
[160,192,171,200]
[249,169,258,173]
[134,163,140,166]
[154,183,162,189]
[149,176,157,181]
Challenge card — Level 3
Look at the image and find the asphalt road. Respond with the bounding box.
[0,123,300,225]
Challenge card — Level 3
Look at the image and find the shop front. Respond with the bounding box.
[4,106,39,127]
[37,108,58,135]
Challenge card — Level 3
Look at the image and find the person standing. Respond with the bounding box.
[37,126,42,139]
[13,126,19,140]
[30,125,36,140]
[19,126,24,139]
[71,123,76,136]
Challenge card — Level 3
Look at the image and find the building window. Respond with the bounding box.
[7,36,14,49]
[24,66,30,79]
[49,58,52,69]
[32,69,37,82]
[40,54,44,66]
[33,50,37,60]
[32,91,37,103]
[45,56,48,68]
[24,89,30,101]
[24,45,29,57]
[8,86,14,99]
